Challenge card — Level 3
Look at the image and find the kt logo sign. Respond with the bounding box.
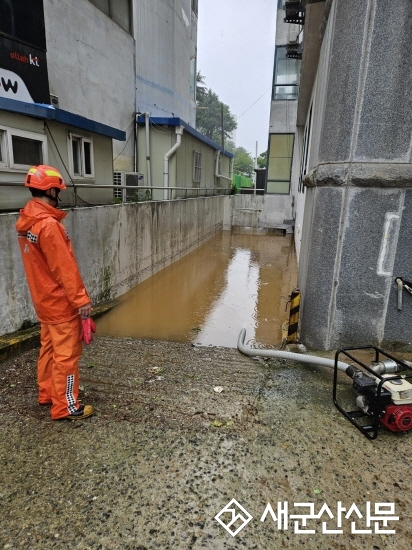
[214,499,253,537]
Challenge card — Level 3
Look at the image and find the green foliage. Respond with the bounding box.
[230,182,240,195]
[196,71,207,102]
[125,190,152,203]
[223,139,236,154]
[196,72,237,144]
[257,150,268,169]
[233,147,254,178]
[135,190,152,202]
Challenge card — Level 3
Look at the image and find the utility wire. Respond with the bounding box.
[44,121,73,184]
[236,86,272,121]
[44,121,95,207]
[113,128,134,161]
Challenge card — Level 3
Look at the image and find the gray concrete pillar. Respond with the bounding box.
[299,0,412,350]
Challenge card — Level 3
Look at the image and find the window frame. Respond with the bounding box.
[265,133,294,195]
[67,132,95,180]
[272,45,301,101]
[89,0,133,34]
[193,150,202,183]
[298,104,313,194]
[0,126,48,171]
[192,0,199,16]
[0,129,6,169]
[190,55,197,101]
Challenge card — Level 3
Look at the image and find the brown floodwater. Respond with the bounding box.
[96,230,298,348]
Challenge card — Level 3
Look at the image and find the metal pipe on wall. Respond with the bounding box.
[145,112,152,188]
[163,126,183,200]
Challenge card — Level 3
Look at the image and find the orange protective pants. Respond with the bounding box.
[37,317,82,420]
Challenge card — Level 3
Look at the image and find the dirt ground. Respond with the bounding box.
[1,336,412,549]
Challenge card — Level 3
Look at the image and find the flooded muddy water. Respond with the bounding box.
[96,230,298,348]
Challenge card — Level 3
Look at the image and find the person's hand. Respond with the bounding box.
[79,302,92,318]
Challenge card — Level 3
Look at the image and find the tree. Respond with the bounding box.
[233,147,254,178]
[223,139,236,154]
[257,150,267,169]
[196,73,237,144]
[196,71,207,103]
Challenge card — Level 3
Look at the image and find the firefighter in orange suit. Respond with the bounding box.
[16,165,94,420]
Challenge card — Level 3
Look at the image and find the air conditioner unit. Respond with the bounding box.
[113,171,145,202]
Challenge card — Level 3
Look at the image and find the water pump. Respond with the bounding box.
[333,347,412,439]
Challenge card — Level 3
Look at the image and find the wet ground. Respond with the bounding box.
[1,337,412,549]
[96,232,297,348]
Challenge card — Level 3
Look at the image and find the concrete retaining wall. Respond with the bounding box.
[231,195,293,229]
[1,196,226,336]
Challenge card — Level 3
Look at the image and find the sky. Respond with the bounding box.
[197,0,277,157]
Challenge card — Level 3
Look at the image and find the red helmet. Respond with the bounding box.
[25,165,66,191]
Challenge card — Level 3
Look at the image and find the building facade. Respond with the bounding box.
[270,0,412,350]
[0,0,232,211]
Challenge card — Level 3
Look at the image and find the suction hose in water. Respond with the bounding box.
[237,328,351,372]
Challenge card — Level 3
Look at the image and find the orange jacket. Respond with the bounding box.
[16,199,90,324]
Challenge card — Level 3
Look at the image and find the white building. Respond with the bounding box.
[0,0,232,211]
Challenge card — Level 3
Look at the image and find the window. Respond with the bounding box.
[190,56,197,101]
[277,0,286,8]
[12,136,43,166]
[298,105,313,193]
[0,130,5,167]
[273,45,301,100]
[192,0,199,16]
[89,0,132,33]
[68,133,94,179]
[0,126,47,170]
[193,151,202,183]
[266,134,294,194]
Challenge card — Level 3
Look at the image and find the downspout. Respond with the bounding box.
[145,112,152,188]
[164,126,183,200]
[134,113,138,172]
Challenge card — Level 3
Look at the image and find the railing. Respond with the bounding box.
[0,182,232,208]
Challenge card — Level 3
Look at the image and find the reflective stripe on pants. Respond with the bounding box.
[38,317,82,419]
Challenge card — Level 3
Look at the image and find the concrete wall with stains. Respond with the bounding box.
[0,196,226,336]
[44,0,136,171]
[231,195,292,229]
[134,0,197,127]
[298,0,412,350]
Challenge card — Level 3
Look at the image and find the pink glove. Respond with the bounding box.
[80,317,96,345]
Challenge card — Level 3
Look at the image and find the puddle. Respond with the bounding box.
[96,230,297,348]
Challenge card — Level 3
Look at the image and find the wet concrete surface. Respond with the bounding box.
[1,337,412,549]
[96,232,297,348]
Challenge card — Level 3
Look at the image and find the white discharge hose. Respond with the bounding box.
[237,328,351,372]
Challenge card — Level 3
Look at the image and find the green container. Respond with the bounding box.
[232,174,252,188]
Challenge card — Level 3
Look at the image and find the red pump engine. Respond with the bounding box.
[380,405,412,433]
[334,349,412,439]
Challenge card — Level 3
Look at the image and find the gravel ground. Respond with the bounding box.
[1,337,412,549]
